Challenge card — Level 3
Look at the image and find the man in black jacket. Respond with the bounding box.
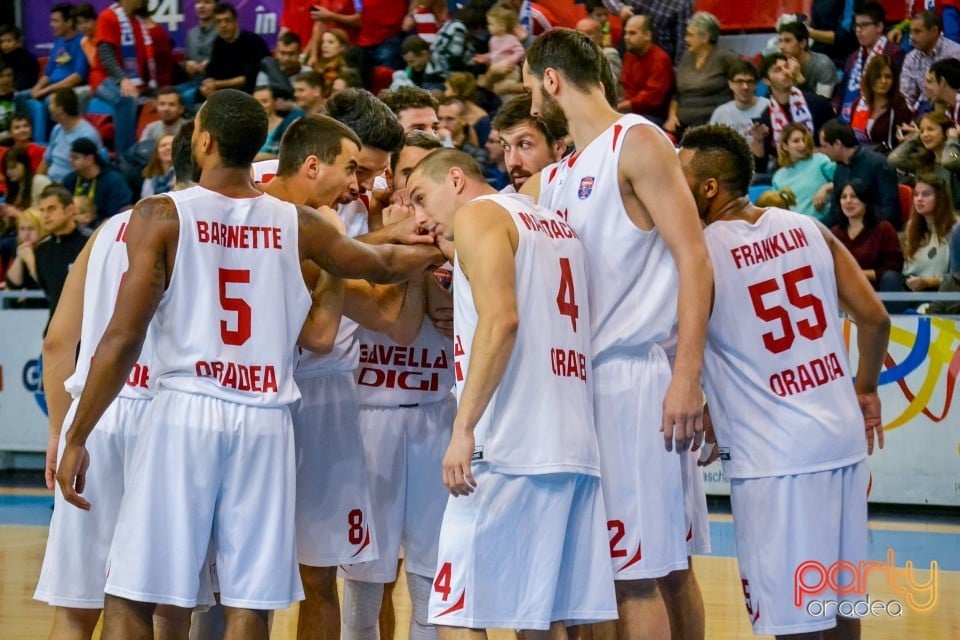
[35,185,91,322]
[200,2,271,99]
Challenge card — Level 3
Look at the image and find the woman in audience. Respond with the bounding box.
[254,85,287,159]
[664,12,739,134]
[314,28,350,97]
[849,55,913,154]
[3,147,51,215]
[141,134,175,198]
[0,208,48,308]
[446,71,491,145]
[881,173,957,297]
[830,179,904,290]
[890,111,960,208]
[771,123,836,221]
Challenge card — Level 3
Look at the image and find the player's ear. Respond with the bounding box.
[702,177,720,200]
[543,68,560,95]
[553,138,567,160]
[302,154,320,180]
[448,167,465,193]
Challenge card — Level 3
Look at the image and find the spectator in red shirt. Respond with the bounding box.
[358,0,408,74]
[619,15,674,123]
[282,0,360,47]
[0,115,47,191]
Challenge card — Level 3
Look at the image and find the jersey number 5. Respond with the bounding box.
[219,268,252,346]
[556,257,580,331]
[747,266,826,354]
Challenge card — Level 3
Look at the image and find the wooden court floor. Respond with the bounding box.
[2,505,958,639]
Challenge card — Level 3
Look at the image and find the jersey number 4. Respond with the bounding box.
[747,266,826,355]
[556,257,580,331]
[219,268,252,346]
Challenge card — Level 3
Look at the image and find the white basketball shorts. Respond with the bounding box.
[293,372,378,567]
[339,394,454,582]
[427,467,617,630]
[731,461,869,636]
[681,445,711,556]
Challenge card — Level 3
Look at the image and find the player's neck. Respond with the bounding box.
[262,176,311,206]
[199,166,261,198]
[706,195,761,225]
[562,92,620,151]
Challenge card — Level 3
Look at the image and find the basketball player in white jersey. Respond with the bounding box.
[491,93,567,193]
[522,29,713,639]
[54,89,443,639]
[407,148,617,638]
[340,131,454,640]
[678,125,889,640]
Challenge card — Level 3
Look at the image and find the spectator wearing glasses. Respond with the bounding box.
[709,59,769,139]
[839,2,905,123]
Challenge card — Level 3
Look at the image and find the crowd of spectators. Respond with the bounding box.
[1,0,960,316]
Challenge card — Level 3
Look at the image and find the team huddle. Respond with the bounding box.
[36,29,890,640]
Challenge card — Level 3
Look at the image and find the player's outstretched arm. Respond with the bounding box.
[56,196,179,510]
[298,205,443,284]
[297,259,345,355]
[41,227,101,489]
[343,276,426,346]
[622,125,713,453]
[444,202,520,497]
[820,225,891,454]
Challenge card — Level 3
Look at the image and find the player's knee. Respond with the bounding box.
[615,578,660,601]
[657,566,693,593]
[342,580,384,629]
[54,606,102,634]
[406,572,434,627]
[299,565,337,598]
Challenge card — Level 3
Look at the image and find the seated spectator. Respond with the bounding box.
[900,11,960,112]
[820,118,902,227]
[474,4,526,90]
[391,35,431,89]
[403,0,447,45]
[584,0,620,47]
[62,137,132,221]
[880,173,957,299]
[778,20,837,98]
[890,111,960,208]
[830,179,904,290]
[185,0,217,79]
[438,96,487,170]
[664,12,740,135]
[613,0,691,64]
[0,115,47,182]
[22,3,89,144]
[315,29,350,96]
[709,60,769,139]
[301,0,361,61]
[380,85,440,135]
[256,31,307,104]
[200,2,271,99]
[491,92,567,193]
[423,2,485,89]
[3,147,52,214]
[445,72,490,145]
[772,122,836,221]
[755,187,797,209]
[0,207,49,308]
[38,87,104,183]
[0,26,40,92]
[849,55,913,153]
[73,3,98,67]
[839,2,905,123]
[34,184,91,319]
[0,66,14,136]
[750,53,836,175]
[139,86,186,142]
[483,127,510,190]
[72,195,96,227]
[618,14,673,123]
[925,57,960,120]
[140,133,175,197]
[330,68,363,94]
[292,70,325,115]
[576,17,622,102]
[253,86,293,159]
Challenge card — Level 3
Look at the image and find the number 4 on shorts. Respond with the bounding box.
[434,562,453,601]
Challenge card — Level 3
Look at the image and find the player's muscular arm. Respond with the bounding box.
[443,203,520,496]
[297,205,443,283]
[343,275,426,346]
[357,215,435,246]
[819,224,890,454]
[426,272,454,339]
[518,170,543,201]
[621,126,713,452]
[297,259,345,354]
[41,227,101,489]
[56,196,179,510]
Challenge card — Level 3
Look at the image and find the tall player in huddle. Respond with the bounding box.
[408,149,617,638]
[678,125,889,640]
[35,126,201,640]
[340,130,454,640]
[55,90,442,639]
[523,29,713,639]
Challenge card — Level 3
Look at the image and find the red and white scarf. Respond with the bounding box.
[112,3,156,89]
[769,87,814,146]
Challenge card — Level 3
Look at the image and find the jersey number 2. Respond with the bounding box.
[747,266,826,354]
[556,257,579,331]
[219,268,252,346]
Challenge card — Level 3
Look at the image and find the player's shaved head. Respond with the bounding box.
[409,148,486,185]
[679,124,754,198]
[277,115,362,177]
[197,88,267,168]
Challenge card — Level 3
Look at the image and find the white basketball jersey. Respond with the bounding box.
[701,208,866,479]
[293,198,369,379]
[538,115,679,361]
[152,186,312,406]
[356,320,454,406]
[253,159,279,184]
[453,193,600,476]
[64,212,155,401]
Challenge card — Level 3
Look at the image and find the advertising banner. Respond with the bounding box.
[0,308,50,452]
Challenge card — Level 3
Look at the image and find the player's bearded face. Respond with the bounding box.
[538,85,565,123]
